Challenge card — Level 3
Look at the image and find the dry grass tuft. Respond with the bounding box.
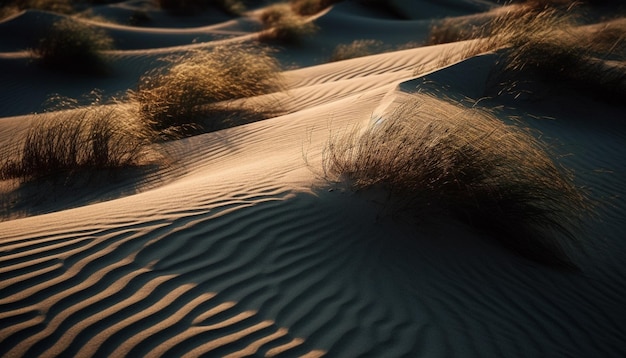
[155,0,245,16]
[496,11,626,102]
[323,93,588,269]
[331,39,421,63]
[31,17,114,75]
[426,5,565,60]
[128,44,284,138]
[0,4,20,20]
[330,39,385,61]
[1,0,75,14]
[0,106,157,182]
[427,16,492,46]
[427,6,626,102]
[258,3,318,43]
[510,0,626,9]
[289,0,340,15]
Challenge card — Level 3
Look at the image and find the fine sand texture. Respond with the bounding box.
[1,1,625,357]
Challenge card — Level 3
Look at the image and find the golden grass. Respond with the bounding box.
[427,5,626,102]
[511,0,625,9]
[0,4,20,20]
[289,0,340,15]
[1,0,75,14]
[31,17,114,75]
[331,39,420,62]
[427,5,562,62]
[323,93,588,269]
[258,3,318,43]
[0,106,157,182]
[427,16,492,46]
[330,39,384,61]
[128,44,284,138]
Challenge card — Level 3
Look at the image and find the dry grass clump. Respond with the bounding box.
[1,0,74,14]
[31,17,114,75]
[427,15,493,46]
[500,17,626,101]
[0,4,20,20]
[128,45,284,138]
[155,0,245,16]
[494,10,626,102]
[511,0,625,9]
[323,93,588,269]
[0,106,156,182]
[289,0,340,15]
[426,5,561,56]
[259,3,318,43]
[330,39,384,61]
[427,6,626,102]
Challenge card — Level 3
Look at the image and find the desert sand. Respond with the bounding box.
[1,0,625,357]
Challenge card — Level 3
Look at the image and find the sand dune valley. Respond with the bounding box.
[1,0,626,356]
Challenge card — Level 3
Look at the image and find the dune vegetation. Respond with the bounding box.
[289,0,340,15]
[331,39,385,61]
[331,39,420,62]
[427,4,626,102]
[128,44,284,139]
[0,106,157,183]
[0,43,285,183]
[31,17,114,75]
[511,0,626,9]
[0,0,74,15]
[323,93,588,269]
[258,3,318,43]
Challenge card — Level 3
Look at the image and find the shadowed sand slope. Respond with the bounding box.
[1,0,626,357]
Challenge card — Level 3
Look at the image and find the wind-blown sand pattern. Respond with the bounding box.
[1,1,626,357]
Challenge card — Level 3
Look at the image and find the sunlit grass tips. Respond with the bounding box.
[128,44,285,139]
[323,93,589,270]
[0,106,157,182]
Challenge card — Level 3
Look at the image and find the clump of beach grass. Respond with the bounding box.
[485,7,625,99]
[0,105,157,183]
[323,93,588,269]
[330,39,385,61]
[426,5,561,62]
[259,3,318,43]
[289,0,340,15]
[30,17,114,75]
[500,15,626,102]
[426,5,626,102]
[510,0,625,10]
[0,4,20,20]
[128,44,284,138]
[1,0,74,14]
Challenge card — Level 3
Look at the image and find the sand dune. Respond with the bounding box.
[1,0,625,357]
